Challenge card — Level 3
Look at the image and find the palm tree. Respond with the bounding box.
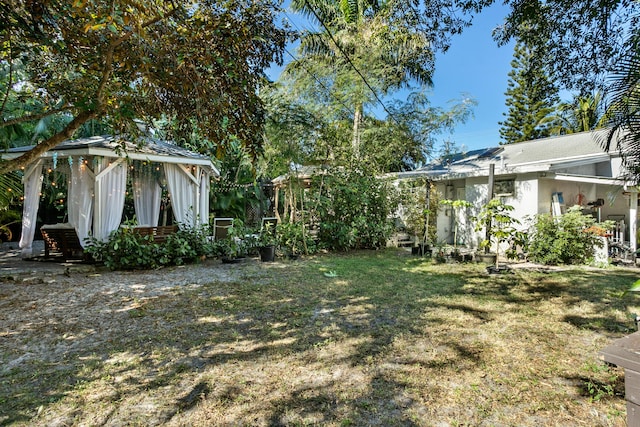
[286,0,433,157]
[600,32,640,183]
[551,92,605,135]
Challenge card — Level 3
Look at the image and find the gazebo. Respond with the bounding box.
[2,135,219,257]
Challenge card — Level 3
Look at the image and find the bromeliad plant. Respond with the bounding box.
[474,198,520,269]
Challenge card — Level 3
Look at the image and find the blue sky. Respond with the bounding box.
[428,3,515,152]
[270,2,516,153]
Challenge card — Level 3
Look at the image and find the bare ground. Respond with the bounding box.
[0,250,636,426]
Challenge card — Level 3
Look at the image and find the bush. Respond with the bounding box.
[310,167,395,251]
[85,228,163,270]
[85,224,213,270]
[276,221,317,256]
[527,206,605,265]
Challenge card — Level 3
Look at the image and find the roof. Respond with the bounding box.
[272,165,325,186]
[2,135,219,176]
[396,129,620,180]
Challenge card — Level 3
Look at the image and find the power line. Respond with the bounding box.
[301,0,399,124]
[283,47,356,117]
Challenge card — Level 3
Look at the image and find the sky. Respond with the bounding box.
[270,2,517,153]
[428,3,515,152]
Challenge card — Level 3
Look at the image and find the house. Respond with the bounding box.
[393,129,638,253]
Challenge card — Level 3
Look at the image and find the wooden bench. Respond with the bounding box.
[154,225,178,243]
[40,225,85,261]
[132,225,178,243]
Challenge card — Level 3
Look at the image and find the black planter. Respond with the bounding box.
[259,245,276,262]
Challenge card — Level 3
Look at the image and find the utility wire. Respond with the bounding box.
[283,46,356,117]
[302,0,399,124]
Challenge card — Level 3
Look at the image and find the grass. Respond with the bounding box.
[1,249,638,426]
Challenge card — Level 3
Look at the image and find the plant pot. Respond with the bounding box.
[259,245,276,262]
[414,243,430,256]
[477,253,497,265]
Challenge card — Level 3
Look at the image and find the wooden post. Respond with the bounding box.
[424,179,431,247]
[485,163,495,253]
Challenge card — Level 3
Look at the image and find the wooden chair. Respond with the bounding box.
[40,225,85,261]
[261,217,278,231]
[213,218,234,240]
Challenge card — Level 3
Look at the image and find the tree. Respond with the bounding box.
[288,0,434,156]
[499,40,559,144]
[551,92,605,135]
[601,28,640,183]
[0,0,287,174]
[494,0,640,94]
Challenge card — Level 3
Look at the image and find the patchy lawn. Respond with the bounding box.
[0,250,638,426]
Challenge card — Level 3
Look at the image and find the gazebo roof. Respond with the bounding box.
[3,135,219,176]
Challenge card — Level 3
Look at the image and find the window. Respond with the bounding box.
[494,179,515,197]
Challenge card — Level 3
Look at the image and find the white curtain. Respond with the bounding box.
[19,161,44,257]
[93,158,127,241]
[133,172,161,226]
[199,170,210,226]
[68,160,94,247]
[165,163,196,228]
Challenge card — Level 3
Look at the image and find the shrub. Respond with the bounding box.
[527,206,605,265]
[85,228,162,270]
[276,220,317,256]
[310,167,395,251]
[85,224,213,270]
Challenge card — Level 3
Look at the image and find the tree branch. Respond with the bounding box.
[1,105,72,129]
[0,109,97,174]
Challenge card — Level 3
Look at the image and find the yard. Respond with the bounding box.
[1,250,638,426]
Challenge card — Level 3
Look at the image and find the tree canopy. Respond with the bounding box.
[494,0,640,94]
[0,0,288,174]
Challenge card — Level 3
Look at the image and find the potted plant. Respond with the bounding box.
[474,198,520,272]
[257,222,277,262]
[220,220,252,263]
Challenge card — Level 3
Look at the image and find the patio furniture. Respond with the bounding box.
[40,224,85,261]
[213,218,234,240]
[131,225,178,243]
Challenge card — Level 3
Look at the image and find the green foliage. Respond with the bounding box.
[310,167,395,251]
[0,0,288,173]
[474,198,520,268]
[527,206,605,265]
[398,178,439,244]
[499,41,560,144]
[85,228,162,270]
[551,92,605,135]
[211,139,264,221]
[601,27,640,184]
[495,0,638,94]
[85,224,213,270]
[276,221,317,256]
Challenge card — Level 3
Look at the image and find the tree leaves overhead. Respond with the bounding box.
[494,0,640,93]
[0,0,288,173]
[601,31,640,183]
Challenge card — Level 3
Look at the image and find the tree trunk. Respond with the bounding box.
[352,104,362,158]
[0,110,97,174]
